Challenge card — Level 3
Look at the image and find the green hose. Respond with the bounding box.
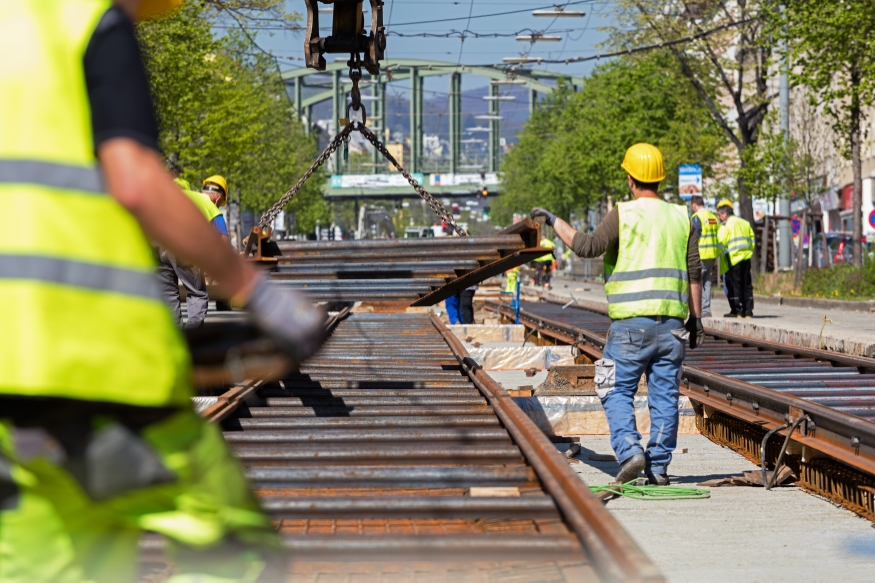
[589,481,710,501]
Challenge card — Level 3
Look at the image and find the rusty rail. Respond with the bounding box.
[485,299,875,522]
[194,311,661,581]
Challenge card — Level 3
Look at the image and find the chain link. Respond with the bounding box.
[258,56,466,236]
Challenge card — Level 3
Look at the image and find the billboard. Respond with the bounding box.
[678,164,702,200]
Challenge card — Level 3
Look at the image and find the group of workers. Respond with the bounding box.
[532,143,756,486]
[1,0,326,581]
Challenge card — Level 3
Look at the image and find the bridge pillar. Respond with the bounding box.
[450,72,461,175]
[371,74,382,174]
[294,76,303,122]
[332,68,343,174]
[409,67,423,173]
[529,88,538,116]
[489,83,500,173]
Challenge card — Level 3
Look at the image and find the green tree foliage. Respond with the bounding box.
[605,0,773,226]
[495,52,726,225]
[137,1,328,233]
[768,0,875,266]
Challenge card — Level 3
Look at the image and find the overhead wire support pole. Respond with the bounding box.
[450,72,462,175]
[778,5,792,269]
[372,73,382,174]
[333,68,342,175]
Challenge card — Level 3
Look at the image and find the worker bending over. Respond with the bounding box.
[0,0,325,580]
[716,199,755,318]
[531,143,703,486]
[157,172,227,328]
[533,236,556,288]
[690,196,719,318]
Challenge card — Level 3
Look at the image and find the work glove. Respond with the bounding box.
[244,276,327,364]
[685,316,705,350]
[530,207,557,227]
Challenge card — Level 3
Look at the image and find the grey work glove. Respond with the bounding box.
[685,316,705,350]
[530,207,557,227]
[244,277,327,364]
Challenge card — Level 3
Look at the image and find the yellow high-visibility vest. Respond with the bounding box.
[694,208,720,260]
[604,199,690,320]
[0,0,191,406]
[718,215,755,266]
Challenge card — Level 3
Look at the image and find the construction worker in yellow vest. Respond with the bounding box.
[505,265,520,294]
[689,195,720,318]
[531,143,704,487]
[717,199,756,318]
[533,237,557,288]
[0,1,327,580]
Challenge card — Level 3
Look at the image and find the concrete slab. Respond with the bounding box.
[542,278,875,357]
[561,434,875,583]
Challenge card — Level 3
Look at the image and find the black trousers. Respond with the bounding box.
[726,258,754,317]
[459,289,476,324]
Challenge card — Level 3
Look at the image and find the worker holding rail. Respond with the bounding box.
[0,0,325,580]
[531,143,704,486]
[716,199,756,318]
[690,195,720,318]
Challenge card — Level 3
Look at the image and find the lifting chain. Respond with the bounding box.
[258,55,466,237]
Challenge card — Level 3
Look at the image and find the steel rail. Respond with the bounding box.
[192,311,662,581]
[485,299,875,520]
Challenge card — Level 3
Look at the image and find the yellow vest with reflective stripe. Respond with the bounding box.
[534,238,556,263]
[718,215,755,265]
[0,0,191,406]
[604,199,690,320]
[694,209,720,260]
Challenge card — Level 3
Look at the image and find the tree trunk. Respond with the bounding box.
[737,151,758,273]
[851,69,863,268]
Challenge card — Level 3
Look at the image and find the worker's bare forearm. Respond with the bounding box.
[689,282,702,318]
[553,218,578,249]
[98,139,258,299]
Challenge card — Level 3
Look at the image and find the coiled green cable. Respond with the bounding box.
[589,481,710,501]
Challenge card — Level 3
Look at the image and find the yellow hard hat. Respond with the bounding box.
[138,0,182,20]
[717,199,733,210]
[202,175,228,207]
[621,143,665,183]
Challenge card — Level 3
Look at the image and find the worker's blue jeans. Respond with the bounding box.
[599,316,686,476]
[445,293,462,324]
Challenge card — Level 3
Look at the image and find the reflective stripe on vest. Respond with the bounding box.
[603,199,690,320]
[694,209,720,260]
[0,0,190,407]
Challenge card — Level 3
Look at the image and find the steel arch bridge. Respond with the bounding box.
[282,59,582,183]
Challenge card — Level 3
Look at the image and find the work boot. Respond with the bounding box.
[646,471,670,486]
[614,453,645,484]
[723,312,738,318]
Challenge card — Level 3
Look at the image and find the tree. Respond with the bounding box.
[496,51,727,225]
[605,0,774,226]
[137,2,328,234]
[770,0,875,266]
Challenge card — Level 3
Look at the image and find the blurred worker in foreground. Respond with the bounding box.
[531,143,703,486]
[157,168,228,329]
[690,196,719,318]
[533,236,556,288]
[717,199,755,318]
[0,0,325,581]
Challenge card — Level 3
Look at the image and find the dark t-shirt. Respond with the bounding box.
[83,7,158,151]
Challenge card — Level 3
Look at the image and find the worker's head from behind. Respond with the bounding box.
[717,199,734,222]
[621,143,664,199]
[690,195,705,212]
[202,175,228,207]
[113,0,182,22]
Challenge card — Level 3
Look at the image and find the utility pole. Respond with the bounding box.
[778,10,792,269]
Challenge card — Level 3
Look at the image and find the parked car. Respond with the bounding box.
[808,233,873,268]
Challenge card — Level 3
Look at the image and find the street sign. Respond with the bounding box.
[678,164,702,200]
[869,210,875,229]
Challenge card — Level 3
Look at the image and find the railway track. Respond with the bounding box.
[485,298,875,521]
[199,312,660,582]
